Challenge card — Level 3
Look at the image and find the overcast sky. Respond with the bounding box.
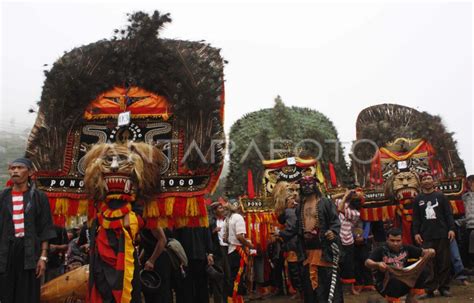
[1,1,472,174]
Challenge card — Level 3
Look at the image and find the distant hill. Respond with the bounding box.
[0,130,29,186]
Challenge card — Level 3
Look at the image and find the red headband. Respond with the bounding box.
[419,172,433,179]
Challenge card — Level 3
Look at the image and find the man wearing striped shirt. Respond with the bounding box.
[12,191,26,237]
[0,158,56,303]
[336,190,361,294]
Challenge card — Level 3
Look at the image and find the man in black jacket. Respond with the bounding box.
[294,176,342,303]
[0,158,56,303]
[413,172,455,298]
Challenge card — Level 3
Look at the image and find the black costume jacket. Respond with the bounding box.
[0,187,56,272]
[292,197,341,262]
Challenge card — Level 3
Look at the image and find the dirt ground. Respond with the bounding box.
[258,280,474,303]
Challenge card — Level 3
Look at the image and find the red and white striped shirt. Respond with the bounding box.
[336,199,360,246]
[12,191,25,238]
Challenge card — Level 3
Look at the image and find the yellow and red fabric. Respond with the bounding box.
[360,205,397,222]
[359,199,464,223]
[46,194,210,228]
[396,199,413,222]
[48,197,94,226]
[45,190,463,229]
[143,195,209,229]
[244,212,280,252]
[228,246,248,303]
[90,200,143,303]
[395,198,414,245]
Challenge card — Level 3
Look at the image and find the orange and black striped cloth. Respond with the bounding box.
[303,249,333,290]
[396,198,414,245]
[89,200,143,303]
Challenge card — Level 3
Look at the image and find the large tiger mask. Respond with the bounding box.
[83,142,165,202]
